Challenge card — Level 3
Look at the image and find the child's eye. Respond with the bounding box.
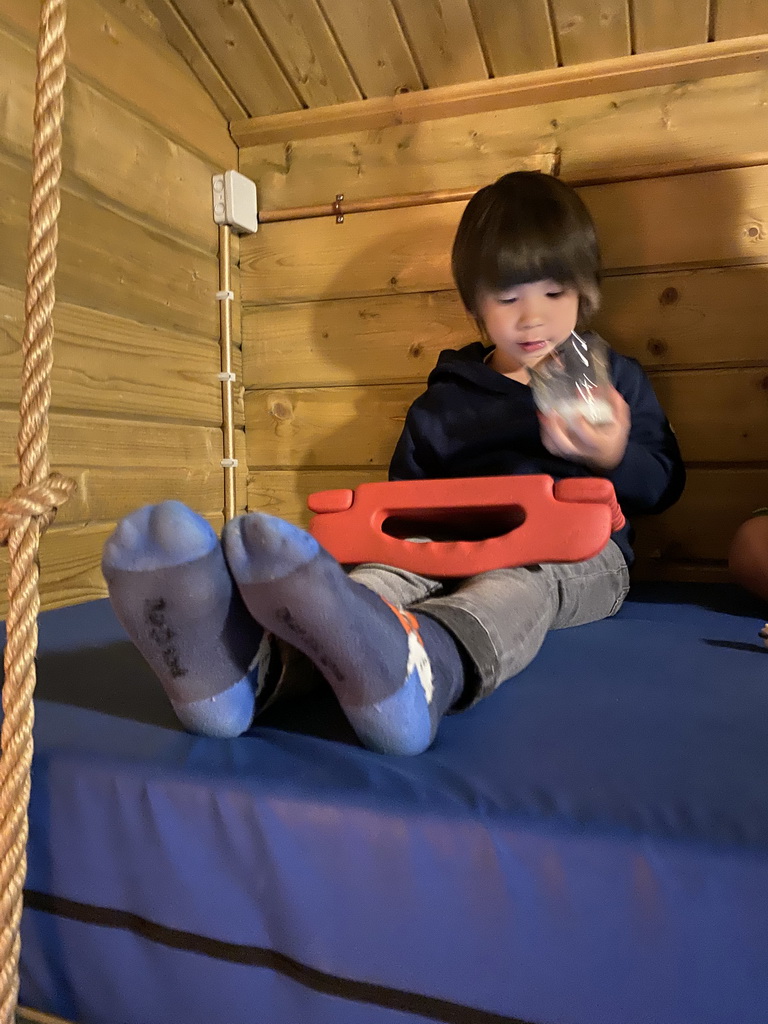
[546,289,565,298]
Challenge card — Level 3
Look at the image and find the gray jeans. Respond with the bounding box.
[268,541,629,712]
[350,540,629,708]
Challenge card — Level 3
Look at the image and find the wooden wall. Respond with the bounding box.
[0,0,240,612]
[240,68,768,582]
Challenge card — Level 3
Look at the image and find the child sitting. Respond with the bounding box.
[103,171,686,755]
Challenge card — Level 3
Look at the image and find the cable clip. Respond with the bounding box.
[221,458,239,468]
[216,289,235,301]
[217,371,236,382]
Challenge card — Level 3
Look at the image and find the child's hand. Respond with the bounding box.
[538,388,630,471]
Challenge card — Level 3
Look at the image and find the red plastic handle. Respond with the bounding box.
[553,478,625,531]
[307,488,354,514]
[308,475,624,577]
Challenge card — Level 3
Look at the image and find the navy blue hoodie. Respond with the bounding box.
[389,337,686,566]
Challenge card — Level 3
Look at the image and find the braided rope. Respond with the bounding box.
[0,1,72,1019]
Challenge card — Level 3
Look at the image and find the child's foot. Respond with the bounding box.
[102,501,272,738]
[222,513,464,755]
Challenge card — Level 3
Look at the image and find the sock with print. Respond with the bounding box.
[222,512,465,755]
[102,501,273,738]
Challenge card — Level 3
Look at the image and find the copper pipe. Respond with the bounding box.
[256,149,768,226]
[218,223,236,521]
[258,185,481,224]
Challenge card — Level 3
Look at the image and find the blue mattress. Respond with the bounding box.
[7,583,768,1024]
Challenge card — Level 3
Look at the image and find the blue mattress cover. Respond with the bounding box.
[7,583,768,1024]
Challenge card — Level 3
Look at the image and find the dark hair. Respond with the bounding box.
[451,171,601,324]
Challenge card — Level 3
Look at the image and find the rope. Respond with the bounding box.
[0,0,72,1019]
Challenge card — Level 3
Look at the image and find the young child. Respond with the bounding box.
[103,171,685,756]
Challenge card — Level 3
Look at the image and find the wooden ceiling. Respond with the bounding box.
[142,0,768,124]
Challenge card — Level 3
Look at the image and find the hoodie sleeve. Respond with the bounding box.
[607,356,686,515]
[389,403,430,481]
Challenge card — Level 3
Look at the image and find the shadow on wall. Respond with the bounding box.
[249,144,558,522]
[585,153,765,569]
[292,209,478,513]
[246,141,547,509]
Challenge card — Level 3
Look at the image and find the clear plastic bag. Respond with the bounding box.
[529,330,614,426]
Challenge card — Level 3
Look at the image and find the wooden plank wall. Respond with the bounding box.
[240,69,768,582]
[0,0,240,612]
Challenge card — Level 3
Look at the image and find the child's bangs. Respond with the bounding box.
[478,205,587,292]
[451,171,601,317]
[484,241,580,294]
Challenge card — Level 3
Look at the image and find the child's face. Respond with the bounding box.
[476,279,580,375]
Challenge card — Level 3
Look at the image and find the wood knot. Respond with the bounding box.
[409,342,424,358]
[647,338,668,357]
[659,287,679,305]
[760,375,768,392]
[269,399,293,421]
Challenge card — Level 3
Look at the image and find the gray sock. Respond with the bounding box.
[223,512,464,755]
[102,501,270,737]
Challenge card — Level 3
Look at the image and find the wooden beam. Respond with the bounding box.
[240,69,768,211]
[231,34,768,146]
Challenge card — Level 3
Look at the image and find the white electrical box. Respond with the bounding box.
[211,170,259,234]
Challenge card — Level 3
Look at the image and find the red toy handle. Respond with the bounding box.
[308,475,624,577]
[552,477,625,532]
